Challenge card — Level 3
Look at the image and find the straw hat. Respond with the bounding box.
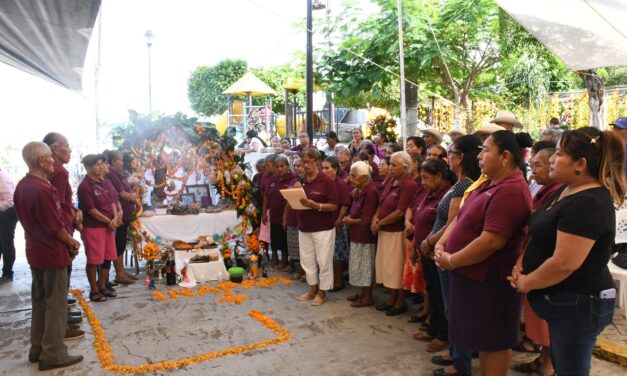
[421,128,443,143]
[447,128,467,136]
[473,124,505,136]
[490,111,522,128]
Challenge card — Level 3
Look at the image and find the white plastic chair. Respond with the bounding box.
[610,203,627,319]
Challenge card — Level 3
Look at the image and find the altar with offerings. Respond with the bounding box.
[138,211,240,242]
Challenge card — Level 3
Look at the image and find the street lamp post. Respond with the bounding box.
[306,0,326,142]
[144,30,153,115]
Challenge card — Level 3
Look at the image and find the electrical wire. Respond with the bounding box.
[244,0,467,110]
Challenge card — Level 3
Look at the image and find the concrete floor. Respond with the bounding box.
[0,227,625,375]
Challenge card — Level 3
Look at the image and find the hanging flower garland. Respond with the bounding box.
[366,113,397,143]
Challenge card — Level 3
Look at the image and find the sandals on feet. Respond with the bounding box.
[512,336,542,353]
[346,294,360,302]
[408,314,428,323]
[90,292,107,302]
[350,300,374,308]
[99,289,117,298]
[413,332,434,341]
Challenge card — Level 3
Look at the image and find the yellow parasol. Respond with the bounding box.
[222,72,276,97]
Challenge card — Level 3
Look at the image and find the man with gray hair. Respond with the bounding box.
[13,141,83,371]
[43,132,85,338]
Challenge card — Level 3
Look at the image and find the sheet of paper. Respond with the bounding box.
[280,188,311,210]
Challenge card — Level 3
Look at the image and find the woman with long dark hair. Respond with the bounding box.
[510,127,625,376]
[435,131,533,375]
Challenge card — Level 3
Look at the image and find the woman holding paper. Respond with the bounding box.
[292,149,339,306]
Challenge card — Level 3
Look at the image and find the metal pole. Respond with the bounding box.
[306,0,314,141]
[148,46,152,114]
[397,0,406,150]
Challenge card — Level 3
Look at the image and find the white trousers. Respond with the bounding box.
[299,228,335,291]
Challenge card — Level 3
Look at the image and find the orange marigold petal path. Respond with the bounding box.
[152,291,168,301]
[218,294,248,305]
[69,289,291,374]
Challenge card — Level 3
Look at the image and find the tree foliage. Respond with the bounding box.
[252,64,306,113]
[187,59,248,116]
[187,58,306,116]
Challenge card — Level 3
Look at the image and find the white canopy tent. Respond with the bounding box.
[495,0,627,71]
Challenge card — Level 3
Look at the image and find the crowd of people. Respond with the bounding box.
[250,112,625,376]
[0,133,143,370]
[0,111,625,373]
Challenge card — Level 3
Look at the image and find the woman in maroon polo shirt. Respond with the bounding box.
[372,151,418,316]
[267,156,297,270]
[408,159,454,353]
[335,145,352,181]
[401,153,428,317]
[377,156,392,195]
[292,149,339,306]
[284,158,305,279]
[104,150,140,285]
[78,154,121,302]
[321,156,351,291]
[435,131,532,375]
[344,161,379,307]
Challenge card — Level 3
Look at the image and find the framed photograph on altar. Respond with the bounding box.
[186,184,210,203]
[180,193,196,206]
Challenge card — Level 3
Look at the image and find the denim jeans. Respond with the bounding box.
[529,292,615,376]
[437,268,472,374]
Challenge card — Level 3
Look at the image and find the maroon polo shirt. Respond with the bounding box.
[533,182,563,211]
[378,174,418,232]
[370,161,382,183]
[340,162,351,179]
[107,170,133,222]
[378,178,391,197]
[296,172,339,232]
[49,159,75,233]
[332,176,351,222]
[348,182,379,243]
[78,176,117,228]
[268,172,298,224]
[446,171,532,281]
[13,174,71,269]
[412,184,450,249]
[260,171,277,198]
[290,144,318,154]
[286,206,298,227]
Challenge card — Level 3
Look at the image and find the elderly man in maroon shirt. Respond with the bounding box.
[43,132,84,333]
[14,141,83,371]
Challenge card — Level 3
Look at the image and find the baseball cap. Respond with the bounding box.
[610,117,627,129]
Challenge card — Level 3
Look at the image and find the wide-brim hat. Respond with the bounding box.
[421,128,443,143]
[473,124,505,135]
[448,128,467,136]
[490,111,522,128]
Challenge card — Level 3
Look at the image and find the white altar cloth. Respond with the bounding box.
[139,211,240,242]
